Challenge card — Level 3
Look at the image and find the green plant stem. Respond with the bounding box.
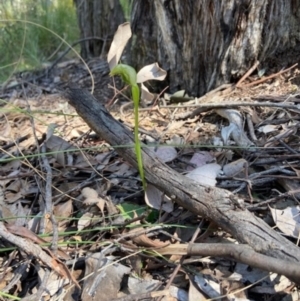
[132,84,146,189]
[110,64,146,190]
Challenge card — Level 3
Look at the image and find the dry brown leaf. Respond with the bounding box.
[140,83,155,103]
[5,224,70,260]
[45,135,75,166]
[53,199,73,230]
[136,63,167,83]
[186,163,221,187]
[130,227,170,248]
[107,22,132,70]
[270,205,300,238]
[145,184,173,213]
[78,212,93,231]
[82,187,105,214]
[222,159,247,177]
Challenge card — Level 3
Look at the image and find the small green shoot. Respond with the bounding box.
[110,64,146,189]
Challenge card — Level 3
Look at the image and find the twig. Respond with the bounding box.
[3,256,31,294]
[0,222,78,286]
[1,134,31,151]
[246,113,257,141]
[110,289,169,301]
[276,138,299,154]
[40,142,58,253]
[159,101,300,111]
[242,63,298,87]
[236,60,260,87]
[247,190,300,210]
[36,269,51,300]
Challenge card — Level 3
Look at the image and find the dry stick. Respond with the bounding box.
[242,63,298,87]
[155,243,300,281]
[246,113,257,141]
[159,101,300,110]
[110,290,170,301]
[236,60,260,87]
[35,269,51,301]
[0,223,72,282]
[158,222,204,301]
[40,143,58,253]
[65,88,300,283]
[247,189,300,210]
[164,100,300,121]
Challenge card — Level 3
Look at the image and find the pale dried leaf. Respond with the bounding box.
[132,234,169,248]
[114,162,132,176]
[107,22,132,70]
[0,161,21,175]
[8,201,29,226]
[5,179,38,204]
[222,159,247,177]
[221,123,238,145]
[166,120,186,133]
[169,285,189,301]
[45,135,75,166]
[141,83,155,103]
[189,279,206,301]
[82,187,98,199]
[171,90,186,98]
[186,163,221,187]
[136,63,167,83]
[188,152,215,170]
[38,269,68,297]
[45,123,59,140]
[234,263,269,284]
[145,184,173,213]
[6,178,25,192]
[0,119,12,141]
[54,200,73,229]
[194,274,220,298]
[127,276,162,295]
[82,187,105,215]
[153,146,177,163]
[0,203,15,224]
[257,124,279,134]
[54,200,73,218]
[95,196,106,214]
[78,212,93,231]
[222,122,254,148]
[83,254,130,301]
[167,135,185,146]
[217,109,243,128]
[270,206,300,238]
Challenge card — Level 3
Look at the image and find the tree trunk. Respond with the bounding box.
[74,0,125,58]
[130,0,300,96]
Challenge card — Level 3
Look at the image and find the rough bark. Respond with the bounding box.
[130,0,300,96]
[65,88,300,267]
[74,0,125,58]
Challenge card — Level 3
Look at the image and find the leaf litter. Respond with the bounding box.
[1,29,300,301]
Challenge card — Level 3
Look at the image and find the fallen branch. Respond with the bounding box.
[242,63,298,87]
[0,222,79,288]
[236,60,260,87]
[160,101,300,111]
[65,88,300,283]
[154,243,300,281]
